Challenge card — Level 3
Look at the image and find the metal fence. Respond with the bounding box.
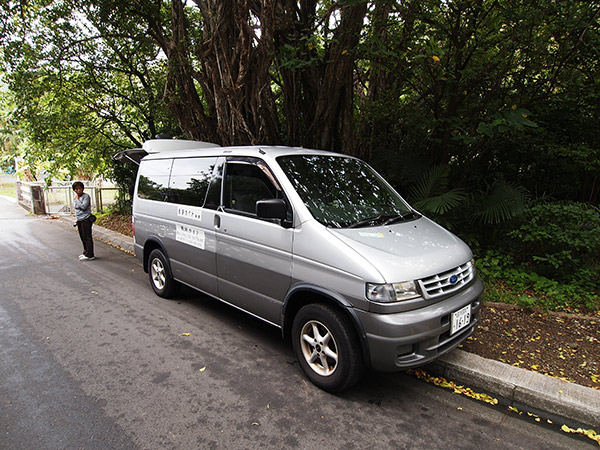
[16,181,120,215]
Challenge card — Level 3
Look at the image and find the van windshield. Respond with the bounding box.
[277,155,417,228]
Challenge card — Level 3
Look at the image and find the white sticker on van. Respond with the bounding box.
[176,224,205,250]
[177,206,202,221]
[359,232,385,238]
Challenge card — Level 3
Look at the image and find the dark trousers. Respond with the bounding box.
[77,218,94,257]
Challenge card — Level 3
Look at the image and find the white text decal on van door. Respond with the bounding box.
[177,206,202,221]
[176,224,206,250]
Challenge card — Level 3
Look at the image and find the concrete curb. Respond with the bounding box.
[93,224,135,254]
[56,215,135,254]
[426,349,600,429]
[57,214,600,430]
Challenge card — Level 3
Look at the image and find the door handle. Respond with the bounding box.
[214,214,221,229]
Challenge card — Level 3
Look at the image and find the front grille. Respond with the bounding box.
[419,260,475,299]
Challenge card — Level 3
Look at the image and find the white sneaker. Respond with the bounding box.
[78,254,86,260]
[80,256,96,261]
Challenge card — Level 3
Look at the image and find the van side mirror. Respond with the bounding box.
[256,198,288,221]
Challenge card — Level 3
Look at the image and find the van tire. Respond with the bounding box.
[148,249,180,298]
[292,304,364,392]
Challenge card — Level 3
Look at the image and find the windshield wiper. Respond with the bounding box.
[383,211,421,225]
[346,211,421,228]
[347,215,389,228]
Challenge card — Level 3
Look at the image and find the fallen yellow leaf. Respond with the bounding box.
[561,425,600,444]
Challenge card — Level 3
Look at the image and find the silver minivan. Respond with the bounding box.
[128,139,483,392]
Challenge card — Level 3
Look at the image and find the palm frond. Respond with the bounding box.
[409,165,466,216]
[409,165,451,202]
[472,179,529,225]
[413,190,466,215]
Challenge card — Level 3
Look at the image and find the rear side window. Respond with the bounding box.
[137,159,173,201]
[168,157,217,206]
[204,159,223,210]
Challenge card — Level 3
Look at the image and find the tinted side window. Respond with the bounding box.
[137,159,173,202]
[224,162,278,215]
[168,157,217,206]
[204,158,224,210]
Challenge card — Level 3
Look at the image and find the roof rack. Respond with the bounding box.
[142,139,220,154]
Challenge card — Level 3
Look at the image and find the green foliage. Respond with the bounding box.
[475,201,600,313]
[108,160,136,214]
[363,0,600,210]
[1,0,180,181]
[408,165,466,217]
[477,109,538,137]
[0,183,16,197]
[0,85,21,172]
[473,99,600,203]
[469,178,530,225]
[277,36,323,71]
[507,202,600,282]
[405,165,529,242]
[472,198,600,314]
[476,250,599,313]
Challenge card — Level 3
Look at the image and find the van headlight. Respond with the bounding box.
[366,281,420,303]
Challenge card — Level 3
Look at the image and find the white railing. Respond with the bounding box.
[16,181,120,215]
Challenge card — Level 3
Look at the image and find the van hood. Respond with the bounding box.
[328,217,472,282]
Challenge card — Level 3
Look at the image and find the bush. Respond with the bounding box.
[109,160,136,214]
[506,201,600,283]
[476,250,599,313]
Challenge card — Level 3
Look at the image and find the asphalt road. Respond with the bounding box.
[0,197,592,449]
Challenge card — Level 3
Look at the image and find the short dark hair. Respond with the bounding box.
[72,181,84,191]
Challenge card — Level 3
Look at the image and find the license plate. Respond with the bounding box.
[450,304,471,335]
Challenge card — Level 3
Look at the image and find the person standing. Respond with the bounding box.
[72,181,95,261]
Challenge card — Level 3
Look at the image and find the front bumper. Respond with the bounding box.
[356,278,484,372]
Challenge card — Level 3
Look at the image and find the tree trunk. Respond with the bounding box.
[305,1,368,154]
[150,0,219,142]
[194,0,280,145]
[134,0,367,152]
